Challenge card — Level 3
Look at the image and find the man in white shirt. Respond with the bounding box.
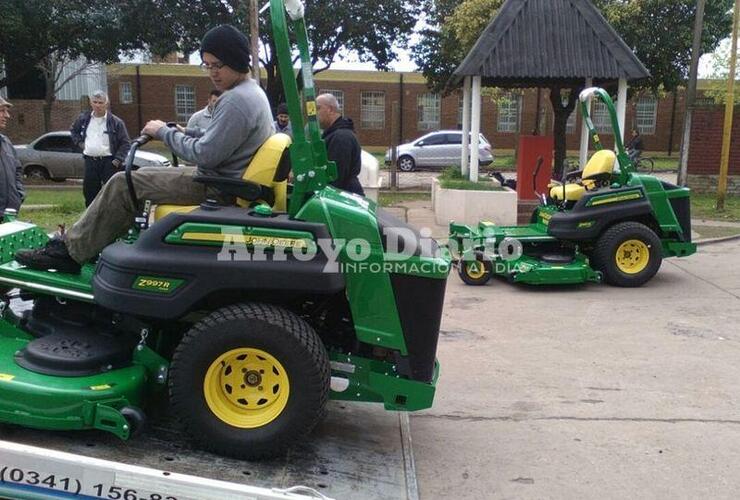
[70,90,131,206]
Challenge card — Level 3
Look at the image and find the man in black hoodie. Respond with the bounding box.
[316,93,364,196]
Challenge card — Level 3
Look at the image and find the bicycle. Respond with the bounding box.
[633,156,655,173]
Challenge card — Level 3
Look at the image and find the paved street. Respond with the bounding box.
[411,238,740,499]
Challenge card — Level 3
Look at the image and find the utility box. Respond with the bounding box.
[516,135,553,200]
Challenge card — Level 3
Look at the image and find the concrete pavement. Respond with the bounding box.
[397,197,740,498]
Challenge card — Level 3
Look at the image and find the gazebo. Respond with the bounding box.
[451,0,650,181]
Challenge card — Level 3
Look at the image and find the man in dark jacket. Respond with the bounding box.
[0,97,25,214]
[316,93,364,196]
[70,90,131,206]
[626,128,644,163]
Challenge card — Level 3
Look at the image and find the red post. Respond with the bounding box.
[516,135,553,200]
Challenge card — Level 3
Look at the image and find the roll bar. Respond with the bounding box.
[269,0,337,217]
[578,87,633,184]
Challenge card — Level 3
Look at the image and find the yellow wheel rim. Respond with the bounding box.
[204,348,290,429]
[615,239,650,274]
[465,261,486,280]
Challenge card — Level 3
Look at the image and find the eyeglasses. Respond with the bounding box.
[200,61,226,72]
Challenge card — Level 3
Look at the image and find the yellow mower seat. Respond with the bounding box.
[153,133,292,220]
[550,149,616,202]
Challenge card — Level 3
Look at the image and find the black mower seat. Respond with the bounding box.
[153,133,292,221]
[550,149,615,202]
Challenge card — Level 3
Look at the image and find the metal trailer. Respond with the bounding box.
[0,401,419,500]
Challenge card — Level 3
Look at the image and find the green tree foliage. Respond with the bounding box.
[255,0,423,106]
[592,0,733,92]
[703,39,740,105]
[2,0,422,114]
[414,0,733,94]
[413,0,470,94]
[0,0,145,130]
[0,0,135,89]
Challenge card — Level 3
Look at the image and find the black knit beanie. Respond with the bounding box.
[200,25,251,73]
[277,103,289,115]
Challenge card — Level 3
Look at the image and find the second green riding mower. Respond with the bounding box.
[0,0,450,460]
[450,87,696,288]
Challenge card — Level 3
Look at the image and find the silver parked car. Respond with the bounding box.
[14,131,171,181]
[385,130,494,172]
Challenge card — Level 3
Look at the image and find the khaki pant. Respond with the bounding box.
[67,167,208,262]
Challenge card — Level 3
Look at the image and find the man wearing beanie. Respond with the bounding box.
[16,25,274,274]
[273,103,292,138]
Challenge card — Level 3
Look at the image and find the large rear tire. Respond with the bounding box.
[593,222,662,287]
[169,302,330,459]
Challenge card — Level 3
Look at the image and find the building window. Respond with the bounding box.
[497,93,521,133]
[635,96,657,135]
[174,85,196,122]
[592,101,612,134]
[361,91,385,129]
[320,89,344,112]
[566,110,577,134]
[417,93,440,131]
[119,82,133,104]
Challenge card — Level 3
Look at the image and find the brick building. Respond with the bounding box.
[686,105,740,194]
[105,63,687,154]
[2,100,84,144]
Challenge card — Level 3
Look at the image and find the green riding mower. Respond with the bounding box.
[0,0,449,460]
[450,87,696,288]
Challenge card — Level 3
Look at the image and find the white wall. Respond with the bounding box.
[56,58,108,101]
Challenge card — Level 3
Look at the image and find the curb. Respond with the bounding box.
[399,412,420,500]
[695,233,740,246]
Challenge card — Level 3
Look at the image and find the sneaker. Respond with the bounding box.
[15,238,81,274]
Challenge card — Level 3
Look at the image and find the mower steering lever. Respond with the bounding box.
[124,135,150,208]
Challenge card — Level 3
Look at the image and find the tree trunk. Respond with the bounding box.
[548,85,583,180]
[42,70,55,133]
[263,40,286,109]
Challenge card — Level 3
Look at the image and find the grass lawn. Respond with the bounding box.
[691,193,740,223]
[378,191,430,207]
[372,153,386,165]
[21,186,435,226]
[20,186,739,233]
[22,188,85,232]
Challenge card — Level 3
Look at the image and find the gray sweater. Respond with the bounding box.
[0,134,25,212]
[185,105,213,137]
[158,78,273,179]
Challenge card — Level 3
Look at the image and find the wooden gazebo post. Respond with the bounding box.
[460,76,472,177]
[616,78,628,150]
[469,76,482,181]
[579,77,593,169]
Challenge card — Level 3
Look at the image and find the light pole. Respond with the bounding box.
[677,0,706,187]
[717,0,740,211]
[249,0,260,82]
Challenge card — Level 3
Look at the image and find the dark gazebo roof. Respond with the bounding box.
[451,0,650,88]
